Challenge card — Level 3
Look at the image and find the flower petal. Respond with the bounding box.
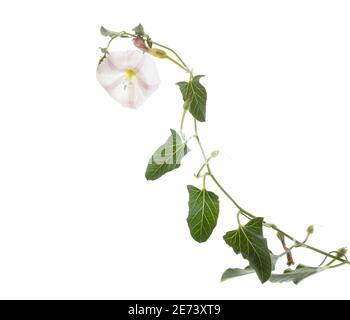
[108,81,147,109]
[96,57,124,89]
[107,50,144,71]
[136,55,161,89]
[97,50,161,108]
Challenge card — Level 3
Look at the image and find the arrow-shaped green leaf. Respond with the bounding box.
[177,75,207,122]
[223,218,272,283]
[145,129,188,181]
[187,185,219,243]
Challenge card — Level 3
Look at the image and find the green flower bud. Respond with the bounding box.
[306,225,314,234]
[337,247,348,257]
[149,48,168,59]
[211,150,220,158]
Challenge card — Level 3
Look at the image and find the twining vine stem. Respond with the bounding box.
[104,29,349,267]
[152,41,190,73]
[160,42,349,267]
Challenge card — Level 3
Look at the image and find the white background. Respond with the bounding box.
[0,0,350,300]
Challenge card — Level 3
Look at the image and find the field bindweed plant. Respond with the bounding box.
[97,24,349,284]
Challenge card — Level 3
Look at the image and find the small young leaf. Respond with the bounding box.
[177,75,207,122]
[269,264,325,284]
[133,24,145,36]
[99,47,109,54]
[145,129,188,181]
[223,218,272,283]
[187,185,219,243]
[221,267,255,282]
[146,36,153,48]
[100,26,120,37]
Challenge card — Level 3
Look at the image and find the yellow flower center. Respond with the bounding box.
[125,69,136,79]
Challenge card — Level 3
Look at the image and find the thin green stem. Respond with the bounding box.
[185,134,197,144]
[106,36,116,50]
[166,56,189,72]
[319,251,339,266]
[265,223,344,262]
[237,211,242,226]
[99,36,117,63]
[278,232,311,256]
[209,174,247,214]
[239,210,253,221]
[325,253,348,267]
[208,154,349,265]
[152,41,190,72]
[180,108,187,132]
[195,157,213,178]
[120,31,134,37]
[100,30,191,74]
[326,258,337,267]
[288,233,310,251]
[196,162,207,178]
[144,31,350,269]
[194,120,212,175]
[300,233,311,246]
[328,262,348,269]
[203,174,207,190]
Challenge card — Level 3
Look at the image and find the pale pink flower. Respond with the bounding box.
[96,50,160,108]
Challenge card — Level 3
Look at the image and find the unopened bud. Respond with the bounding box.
[132,36,149,53]
[337,247,348,257]
[132,37,168,59]
[148,48,168,59]
[306,225,314,234]
[211,150,220,158]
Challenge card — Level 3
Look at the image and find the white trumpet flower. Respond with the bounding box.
[96,50,160,108]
